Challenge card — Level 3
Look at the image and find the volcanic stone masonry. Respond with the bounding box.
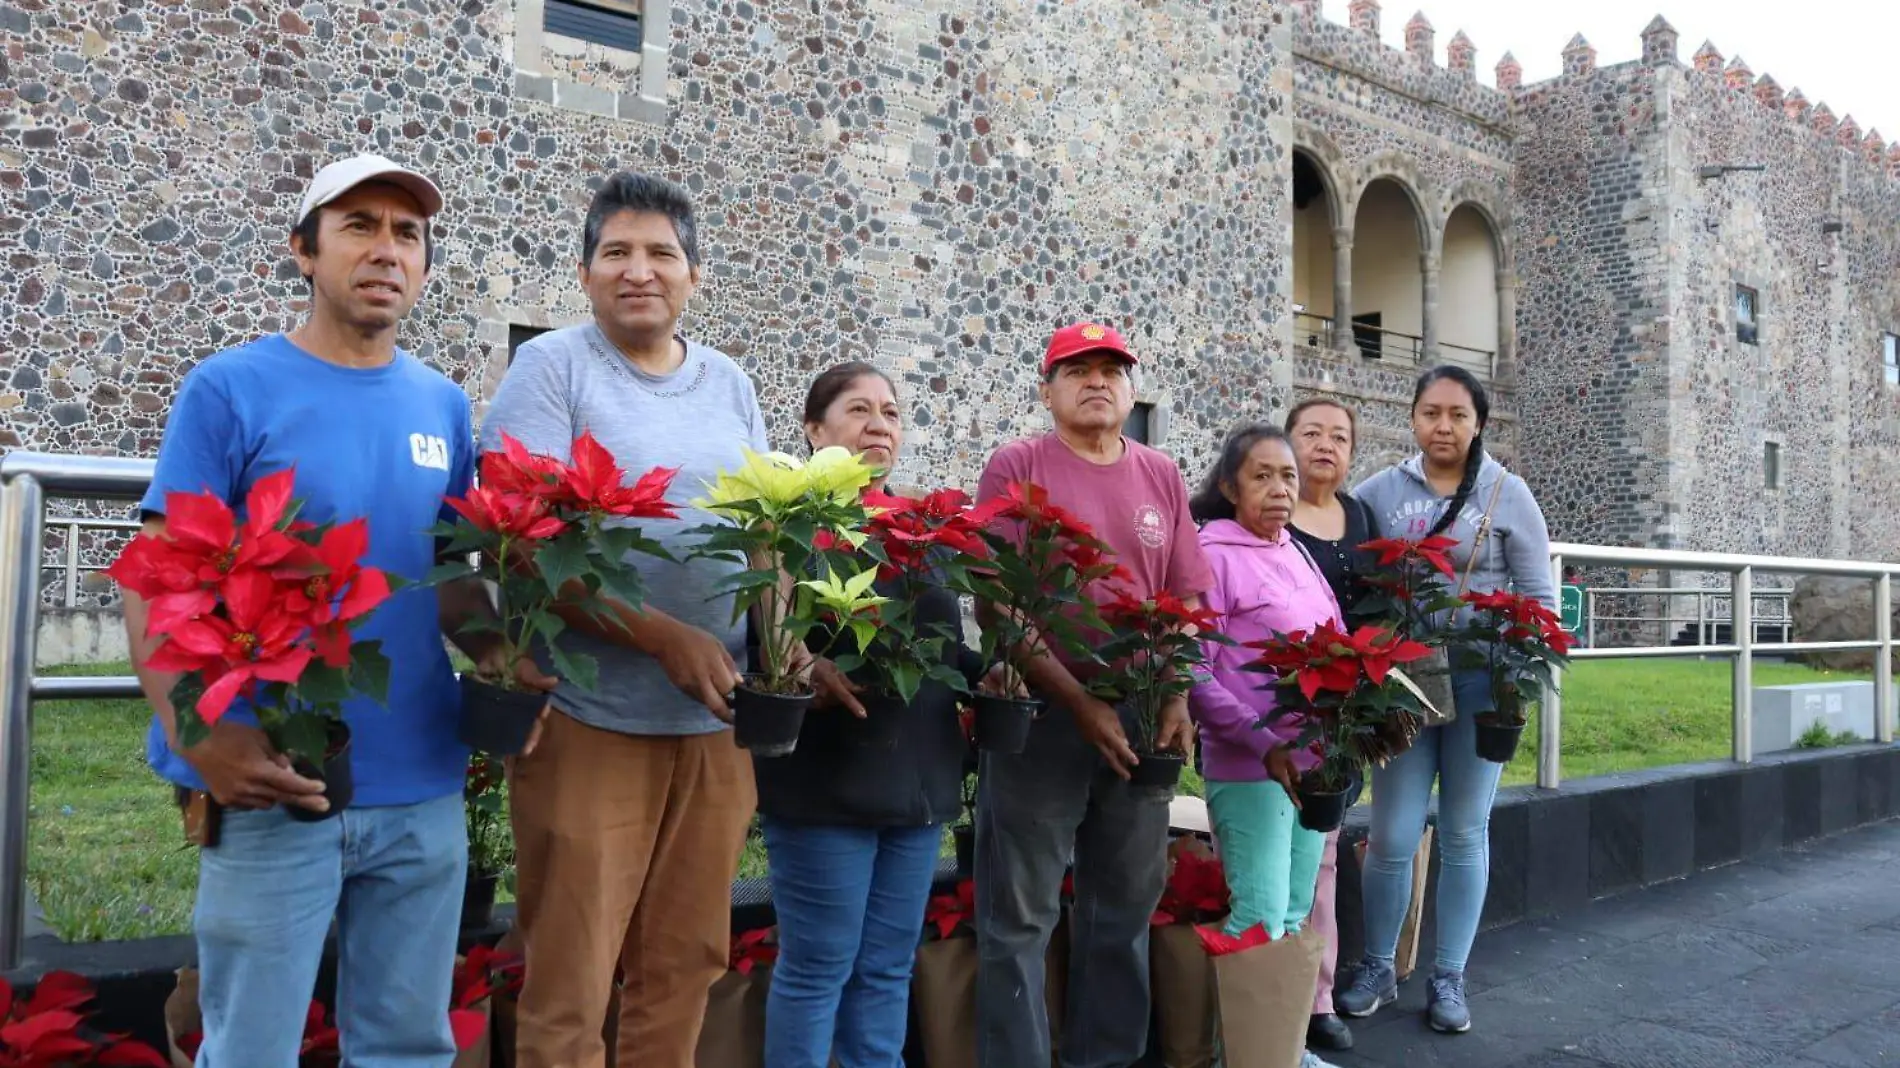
[2,0,1898,573]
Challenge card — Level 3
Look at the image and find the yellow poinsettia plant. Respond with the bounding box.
[687,447,885,696]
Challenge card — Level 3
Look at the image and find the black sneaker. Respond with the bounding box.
[1308,1013,1354,1051]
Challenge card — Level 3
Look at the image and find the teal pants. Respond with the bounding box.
[1205,780,1325,938]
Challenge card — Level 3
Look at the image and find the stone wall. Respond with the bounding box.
[1515,26,1900,562]
[1512,58,1673,549]
[0,0,1294,498]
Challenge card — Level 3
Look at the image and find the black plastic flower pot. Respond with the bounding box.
[286,720,353,823]
[462,868,500,931]
[458,675,548,756]
[1128,749,1185,790]
[734,677,812,757]
[853,690,906,749]
[1296,780,1353,833]
[1299,771,1360,832]
[1475,719,1526,764]
[954,824,975,879]
[973,694,1039,754]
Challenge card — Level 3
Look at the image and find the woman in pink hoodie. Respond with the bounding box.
[1187,424,1345,1065]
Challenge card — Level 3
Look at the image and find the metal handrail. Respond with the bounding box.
[1291,311,1498,377]
[3,455,1898,970]
[1541,541,1898,794]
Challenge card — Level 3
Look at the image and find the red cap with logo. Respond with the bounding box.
[1041,321,1137,376]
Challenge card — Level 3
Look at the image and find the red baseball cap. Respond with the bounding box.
[1041,321,1137,376]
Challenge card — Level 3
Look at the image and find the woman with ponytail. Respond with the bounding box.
[1333,366,1554,1036]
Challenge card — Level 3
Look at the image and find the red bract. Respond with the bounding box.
[144,568,316,725]
[486,433,569,498]
[447,484,566,541]
[1361,535,1458,579]
[0,972,168,1068]
[924,879,977,940]
[300,1001,339,1058]
[729,927,780,975]
[562,433,680,519]
[279,519,391,626]
[1152,850,1229,926]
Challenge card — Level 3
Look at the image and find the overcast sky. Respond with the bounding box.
[1313,0,1900,145]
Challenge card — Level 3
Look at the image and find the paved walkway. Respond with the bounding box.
[1334,818,1900,1068]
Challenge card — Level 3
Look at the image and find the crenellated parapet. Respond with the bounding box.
[1290,0,1510,124]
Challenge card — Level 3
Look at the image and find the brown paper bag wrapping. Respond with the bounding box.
[911,936,978,1068]
[1211,925,1326,1068]
[164,967,200,1068]
[1354,825,1434,981]
[1149,923,1218,1068]
[694,965,770,1068]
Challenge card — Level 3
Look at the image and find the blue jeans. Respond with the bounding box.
[973,708,1171,1068]
[191,794,466,1067]
[761,818,943,1068]
[1361,667,1502,976]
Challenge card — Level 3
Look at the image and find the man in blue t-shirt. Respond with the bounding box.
[123,154,545,1066]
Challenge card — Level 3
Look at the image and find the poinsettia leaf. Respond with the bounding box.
[545,643,599,694]
[348,641,393,705]
[534,536,591,598]
[424,559,480,587]
[295,662,352,708]
[273,715,332,769]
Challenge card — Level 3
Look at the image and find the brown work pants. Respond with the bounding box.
[508,711,757,1068]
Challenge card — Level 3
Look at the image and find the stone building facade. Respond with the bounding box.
[3,0,1898,578]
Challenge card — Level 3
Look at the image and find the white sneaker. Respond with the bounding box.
[1300,1052,1341,1068]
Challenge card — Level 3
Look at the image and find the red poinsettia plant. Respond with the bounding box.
[1452,589,1576,728]
[819,488,1002,704]
[0,971,168,1067]
[106,469,394,771]
[1356,535,1464,642]
[923,879,977,941]
[959,481,1126,696]
[727,926,780,976]
[429,432,678,694]
[1246,622,1433,792]
[448,945,524,1052]
[1149,847,1229,927]
[1088,588,1228,757]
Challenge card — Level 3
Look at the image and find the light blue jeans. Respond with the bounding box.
[191,793,466,1067]
[761,818,943,1068]
[1361,668,1503,976]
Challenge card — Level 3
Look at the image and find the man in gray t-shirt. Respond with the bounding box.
[482,173,762,1068]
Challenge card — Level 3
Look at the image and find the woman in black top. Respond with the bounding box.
[755,361,986,1068]
[1286,399,1383,627]
[1282,397,1382,1055]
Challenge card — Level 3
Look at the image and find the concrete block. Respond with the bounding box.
[1752,681,1892,753]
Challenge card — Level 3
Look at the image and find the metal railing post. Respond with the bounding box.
[0,475,46,971]
[1732,566,1754,764]
[1540,552,1564,789]
[62,521,80,609]
[1877,573,1894,745]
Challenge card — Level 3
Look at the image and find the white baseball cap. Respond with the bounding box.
[294,153,444,227]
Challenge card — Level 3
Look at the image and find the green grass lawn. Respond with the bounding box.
[21,658,1876,941]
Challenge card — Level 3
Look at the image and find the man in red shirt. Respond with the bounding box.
[973,322,1214,1068]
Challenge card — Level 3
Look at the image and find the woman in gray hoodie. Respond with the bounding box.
[1332,365,1554,1036]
